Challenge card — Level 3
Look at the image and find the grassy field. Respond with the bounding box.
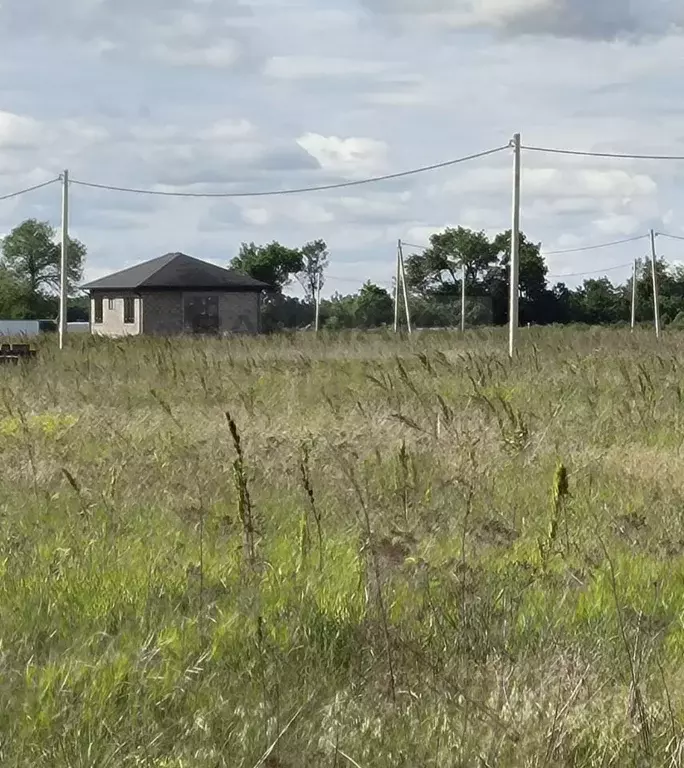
[1,326,684,766]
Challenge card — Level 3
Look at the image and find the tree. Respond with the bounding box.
[575,278,628,324]
[492,230,548,302]
[298,239,329,302]
[261,295,315,332]
[405,227,496,296]
[1,219,86,317]
[353,282,393,328]
[0,266,30,318]
[231,241,304,292]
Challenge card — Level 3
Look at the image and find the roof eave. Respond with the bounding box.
[85,284,268,292]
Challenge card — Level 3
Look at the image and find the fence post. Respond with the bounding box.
[394,241,401,332]
[59,169,69,350]
[650,229,661,339]
[508,134,521,359]
[398,240,412,334]
[631,258,638,332]
[314,271,321,333]
[461,263,466,333]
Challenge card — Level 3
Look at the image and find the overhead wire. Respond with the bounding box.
[0,176,61,202]
[403,234,648,257]
[400,241,430,251]
[1,145,678,293]
[522,144,684,161]
[658,232,684,242]
[68,145,510,199]
[543,234,649,255]
[326,274,392,287]
[547,262,633,280]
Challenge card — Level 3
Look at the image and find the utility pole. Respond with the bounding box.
[394,240,401,332]
[314,271,321,333]
[461,262,466,333]
[631,258,638,332]
[59,169,69,350]
[398,240,412,334]
[508,133,521,359]
[650,229,661,339]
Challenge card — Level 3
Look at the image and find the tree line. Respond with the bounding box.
[230,227,683,330]
[0,218,681,329]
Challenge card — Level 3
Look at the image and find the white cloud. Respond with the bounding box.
[0,0,682,293]
[296,133,390,178]
[241,207,270,226]
[0,112,109,181]
[197,119,254,141]
[362,0,683,40]
[592,214,643,236]
[150,40,241,68]
[441,162,660,224]
[264,56,392,79]
[0,111,44,150]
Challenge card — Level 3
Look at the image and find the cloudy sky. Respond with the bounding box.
[1,0,683,295]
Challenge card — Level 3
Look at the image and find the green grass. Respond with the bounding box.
[1,326,684,766]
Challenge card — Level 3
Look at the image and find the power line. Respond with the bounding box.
[400,241,430,251]
[658,232,684,242]
[522,144,684,161]
[543,234,648,255]
[405,234,647,258]
[327,274,393,286]
[0,177,61,202]
[69,145,509,199]
[548,262,633,280]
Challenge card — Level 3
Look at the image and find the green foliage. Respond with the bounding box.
[2,328,684,764]
[405,226,496,295]
[320,282,394,329]
[226,229,684,332]
[231,240,304,291]
[298,239,329,302]
[354,281,393,327]
[0,218,87,319]
[574,277,628,324]
[671,310,684,327]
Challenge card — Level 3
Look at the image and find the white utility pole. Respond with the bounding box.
[394,241,401,332]
[461,263,466,333]
[508,133,521,359]
[398,240,412,334]
[650,229,661,339]
[631,259,638,332]
[59,169,69,350]
[314,271,321,333]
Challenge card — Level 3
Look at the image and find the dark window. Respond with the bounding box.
[183,294,219,334]
[94,296,103,324]
[124,297,135,324]
[108,298,115,310]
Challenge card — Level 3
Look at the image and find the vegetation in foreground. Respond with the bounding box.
[2,327,684,766]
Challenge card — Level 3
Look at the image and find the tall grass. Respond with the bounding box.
[1,326,684,765]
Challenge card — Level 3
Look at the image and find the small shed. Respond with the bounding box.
[82,252,269,337]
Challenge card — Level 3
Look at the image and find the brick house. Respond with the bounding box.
[83,252,269,337]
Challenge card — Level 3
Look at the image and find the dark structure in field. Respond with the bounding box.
[83,252,269,337]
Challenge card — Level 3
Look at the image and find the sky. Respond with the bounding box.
[0,0,683,296]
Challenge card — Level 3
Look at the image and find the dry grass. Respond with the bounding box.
[1,325,684,766]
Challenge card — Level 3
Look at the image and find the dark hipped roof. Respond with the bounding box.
[82,252,270,292]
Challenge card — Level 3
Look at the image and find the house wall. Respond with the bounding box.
[141,291,261,336]
[140,292,184,335]
[218,292,260,334]
[92,290,262,337]
[91,293,142,337]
